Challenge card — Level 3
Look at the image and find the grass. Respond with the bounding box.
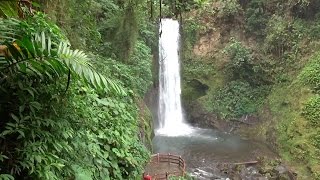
[263,81,316,179]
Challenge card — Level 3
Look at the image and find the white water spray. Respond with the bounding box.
[157,19,193,136]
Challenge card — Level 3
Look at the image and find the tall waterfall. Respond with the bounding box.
[157,19,193,136]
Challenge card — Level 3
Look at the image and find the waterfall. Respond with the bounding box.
[157,19,193,136]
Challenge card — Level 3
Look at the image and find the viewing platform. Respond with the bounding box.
[143,153,186,180]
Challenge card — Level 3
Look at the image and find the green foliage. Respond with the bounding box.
[184,59,215,80]
[308,15,320,39]
[169,174,194,180]
[299,52,320,92]
[43,0,102,51]
[268,83,320,179]
[224,38,252,70]
[91,41,152,96]
[211,81,268,119]
[300,53,320,128]
[302,95,320,127]
[0,1,19,18]
[0,174,14,180]
[0,18,124,95]
[180,1,320,179]
[182,79,209,106]
[299,60,320,166]
[161,0,205,17]
[0,80,149,179]
[289,0,320,19]
[217,0,242,20]
[44,0,155,63]
[105,0,155,63]
[264,15,304,57]
[0,13,65,43]
[224,38,268,85]
[128,41,153,95]
[245,0,269,38]
[0,8,152,179]
[182,17,203,47]
[139,20,157,50]
[23,12,67,41]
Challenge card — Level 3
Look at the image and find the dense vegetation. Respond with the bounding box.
[0,0,156,179]
[2,0,320,179]
[181,0,320,179]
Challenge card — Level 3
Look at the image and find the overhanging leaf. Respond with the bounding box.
[1,27,125,95]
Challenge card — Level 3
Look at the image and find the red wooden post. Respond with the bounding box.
[143,174,152,180]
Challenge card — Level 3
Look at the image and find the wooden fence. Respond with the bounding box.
[144,153,186,180]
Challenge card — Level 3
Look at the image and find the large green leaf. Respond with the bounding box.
[0,31,126,95]
[0,18,21,43]
[0,1,19,18]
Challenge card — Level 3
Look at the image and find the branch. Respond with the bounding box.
[63,69,71,95]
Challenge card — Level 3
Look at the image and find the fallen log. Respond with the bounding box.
[219,161,259,166]
[232,161,259,165]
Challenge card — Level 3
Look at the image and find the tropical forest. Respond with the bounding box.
[0,0,319,180]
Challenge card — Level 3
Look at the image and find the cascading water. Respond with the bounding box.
[157,19,193,136]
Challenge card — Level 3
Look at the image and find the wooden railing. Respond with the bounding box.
[144,153,186,180]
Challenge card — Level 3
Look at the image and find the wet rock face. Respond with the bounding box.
[190,162,296,180]
[185,100,261,133]
[185,101,229,131]
[215,164,268,180]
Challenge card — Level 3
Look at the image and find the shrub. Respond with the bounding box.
[183,17,202,46]
[92,41,152,96]
[311,133,320,149]
[302,95,320,127]
[264,15,304,57]
[224,38,252,70]
[217,0,242,21]
[129,41,153,95]
[245,0,269,38]
[183,59,215,80]
[0,80,149,179]
[212,81,268,119]
[224,38,268,85]
[299,52,320,93]
[0,13,151,179]
[309,15,320,39]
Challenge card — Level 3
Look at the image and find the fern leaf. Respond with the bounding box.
[0,1,19,18]
[1,30,125,95]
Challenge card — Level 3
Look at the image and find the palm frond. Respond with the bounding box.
[0,1,19,18]
[0,32,126,95]
[56,40,125,94]
[0,18,21,43]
